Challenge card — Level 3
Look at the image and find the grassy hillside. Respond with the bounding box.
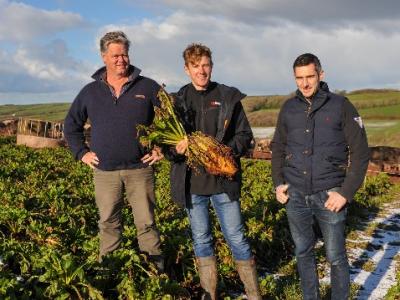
[346,89,400,109]
[359,104,400,119]
[242,89,400,147]
[1,89,399,146]
[0,103,70,121]
[242,89,400,126]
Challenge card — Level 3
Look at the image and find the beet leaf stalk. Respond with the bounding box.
[137,87,238,178]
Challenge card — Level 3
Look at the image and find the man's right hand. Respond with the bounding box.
[81,152,99,169]
[175,137,188,155]
[275,184,289,204]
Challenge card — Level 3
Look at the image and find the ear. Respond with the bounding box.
[101,52,106,64]
[319,70,325,81]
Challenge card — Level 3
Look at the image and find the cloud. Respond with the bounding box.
[1,1,400,104]
[0,0,93,104]
[157,0,400,31]
[99,10,400,95]
[0,0,85,42]
[0,40,92,95]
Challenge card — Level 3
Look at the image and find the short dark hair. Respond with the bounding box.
[293,53,322,73]
[100,31,130,53]
[183,43,213,66]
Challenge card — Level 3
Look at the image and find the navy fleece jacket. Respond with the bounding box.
[64,66,160,171]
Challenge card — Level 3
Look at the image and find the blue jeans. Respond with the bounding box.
[186,193,252,260]
[286,186,349,300]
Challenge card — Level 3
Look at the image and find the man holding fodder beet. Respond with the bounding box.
[64,31,164,271]
[166,43,261,300]
[271,53,369,300]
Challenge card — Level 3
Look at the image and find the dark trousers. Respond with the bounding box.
[286,186,349,300]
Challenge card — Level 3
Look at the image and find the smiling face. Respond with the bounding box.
[184,55,212,91]
[101,42,130,78]
[294,63,324,100]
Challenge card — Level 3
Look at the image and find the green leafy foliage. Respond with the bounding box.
[0,137,393,298]
[353,173,392,208]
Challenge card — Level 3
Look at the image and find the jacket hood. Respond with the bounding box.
[176,82,246,105]
[91,65,141,82]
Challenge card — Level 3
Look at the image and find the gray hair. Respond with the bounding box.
[100,31,130,53]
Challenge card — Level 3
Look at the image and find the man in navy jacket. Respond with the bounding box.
[64,31,163,270]
[271,53,369,300]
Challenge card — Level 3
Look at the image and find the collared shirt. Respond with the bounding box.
[100,67,136,100]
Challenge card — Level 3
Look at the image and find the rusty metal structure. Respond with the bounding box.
[0,119,18,136]
[250,138,400,183]
[368,146,400,182]
[250,138,272,160]
[16,118,65,148]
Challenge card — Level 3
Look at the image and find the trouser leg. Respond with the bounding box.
[122,167,161,256]
[313,190,349,300]
[187,194,214,258]
[211,193,260,299]
[94,169,124,259]
[286,189,320,300]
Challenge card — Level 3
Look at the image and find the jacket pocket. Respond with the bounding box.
[325,155,348,171]
[284,153,293,167]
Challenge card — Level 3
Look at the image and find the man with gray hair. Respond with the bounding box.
[64,31,164,270]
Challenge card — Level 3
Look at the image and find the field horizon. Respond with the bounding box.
[1,88,400,147]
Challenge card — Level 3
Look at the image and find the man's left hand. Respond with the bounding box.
[324,191,347,212]
[141,147,164,165]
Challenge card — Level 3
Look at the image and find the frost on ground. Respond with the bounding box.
[320,201,400,299]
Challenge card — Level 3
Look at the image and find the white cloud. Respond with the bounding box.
[0,40,92,95]
[0,1,92,103]
[14,48,64,80]
[1,1,400,104]
[99,10,400,95]
[0,0,85,42]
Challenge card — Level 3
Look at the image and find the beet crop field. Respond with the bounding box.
[0,136,393,299]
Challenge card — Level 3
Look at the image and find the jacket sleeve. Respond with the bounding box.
[225,101,253,157]
[270,104,287,188]
[338,98,370,202]
[63,92,90,161]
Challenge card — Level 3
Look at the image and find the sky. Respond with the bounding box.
[0,0,399,104]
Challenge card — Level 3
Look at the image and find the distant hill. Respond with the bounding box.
[2,88,399,123]
[1,88,400,146]
[0,103,70,121]
[242,88,400,127]
[240,88,400,147]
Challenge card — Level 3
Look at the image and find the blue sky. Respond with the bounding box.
[0,0,400,104]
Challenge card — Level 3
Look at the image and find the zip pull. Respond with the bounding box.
[307,105,311,116]
[224,119,229,129]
